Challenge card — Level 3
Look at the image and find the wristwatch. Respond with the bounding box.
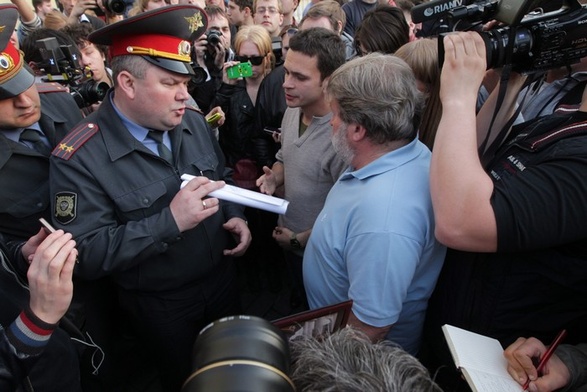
[290,232,302,249]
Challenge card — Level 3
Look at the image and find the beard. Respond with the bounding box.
[332,122,354,165]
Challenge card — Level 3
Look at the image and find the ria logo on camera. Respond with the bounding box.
[412,0,464,23]
[423,0,463,19]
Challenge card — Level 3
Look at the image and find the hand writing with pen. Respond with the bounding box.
[504,331,569,392]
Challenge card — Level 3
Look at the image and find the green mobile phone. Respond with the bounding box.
[227,61,253,79]
[206,112,222,127]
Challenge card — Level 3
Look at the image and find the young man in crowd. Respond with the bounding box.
[256,28,347,311]
[253,0,284,37]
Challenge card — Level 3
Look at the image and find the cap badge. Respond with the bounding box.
[0,25,5,33]
[0,53,14,76]
[185,12,204,33]
[178,41,191,56]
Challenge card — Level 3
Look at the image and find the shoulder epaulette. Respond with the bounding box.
[35,82,68,94]
[52,123,99,160]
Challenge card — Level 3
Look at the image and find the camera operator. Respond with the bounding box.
[421,30,587,391]
[61,23,113,113]
[58,0,106,28]
[191,5,235,112]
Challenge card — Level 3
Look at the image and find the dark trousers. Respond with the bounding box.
[117,261,240,391]
[284,250,309,312]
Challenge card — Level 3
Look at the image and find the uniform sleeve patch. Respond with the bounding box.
[54,192,77,224]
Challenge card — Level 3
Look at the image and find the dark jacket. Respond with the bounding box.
[0,88,82,241]
[253,65,286,169]
[213,80,257,167]
[0,87,83,280]
[49,92,245,291]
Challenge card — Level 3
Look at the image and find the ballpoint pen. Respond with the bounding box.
[522,329,567,391]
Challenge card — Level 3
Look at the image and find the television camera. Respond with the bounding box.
[413,0,587,73]
[35,37,109,108]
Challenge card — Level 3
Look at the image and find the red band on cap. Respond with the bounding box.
[110,34,191,61]
[0,40,23,83]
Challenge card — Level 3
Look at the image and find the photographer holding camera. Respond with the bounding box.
[421,25,587,391]
[191,5,235,112]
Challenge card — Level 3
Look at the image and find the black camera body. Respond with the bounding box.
[35,37,109,108]
[481,4,587,72]
[103,0,126,14]
[206,29,223,46]
[432,0,587,73]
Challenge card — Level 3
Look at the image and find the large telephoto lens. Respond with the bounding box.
[182,315,295,392]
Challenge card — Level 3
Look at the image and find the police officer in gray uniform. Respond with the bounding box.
[0,5,84,391]
[0,4,83,266]
[49,5,251,390]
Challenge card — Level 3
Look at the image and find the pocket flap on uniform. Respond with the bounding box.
[115,181,168,212]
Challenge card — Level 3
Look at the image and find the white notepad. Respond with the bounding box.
[442,324,524,392]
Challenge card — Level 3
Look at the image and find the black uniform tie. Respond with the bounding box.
[148,131,173,164]
[19,129,52,156]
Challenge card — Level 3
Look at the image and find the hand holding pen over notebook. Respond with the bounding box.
[504,329,568,392]
[180,174,289,215]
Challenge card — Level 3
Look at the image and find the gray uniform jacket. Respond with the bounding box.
[49,93,245,291]
[0,89,82,241]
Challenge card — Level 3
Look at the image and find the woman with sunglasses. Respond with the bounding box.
[213,25,280,295]
[214,25,275,184]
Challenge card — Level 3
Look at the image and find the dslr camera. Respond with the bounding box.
[206,29,223,47]
[93,0,127,16]
[415,0,587,73]
[102,0,126,14]
[35,37,109,108]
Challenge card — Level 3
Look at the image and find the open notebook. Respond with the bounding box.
[442,324,524,392]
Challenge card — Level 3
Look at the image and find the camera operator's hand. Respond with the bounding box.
[209,41,227,71]
[221,60,240,85]
[96,0,124,24]
[431,31,498,252]
[68,0,97,22]
[482,19,501,31]
[194,35,209,68]
[440,32,487,107]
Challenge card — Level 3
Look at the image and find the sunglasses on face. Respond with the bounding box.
[235,55,265,65]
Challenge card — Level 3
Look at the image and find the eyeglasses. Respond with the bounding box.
[286,27,298,36]
[256,6,279,14]
[235,55,265,65]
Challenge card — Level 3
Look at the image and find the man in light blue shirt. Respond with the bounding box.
[303,53,446,355]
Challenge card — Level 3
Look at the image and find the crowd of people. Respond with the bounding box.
[0,0,586,390]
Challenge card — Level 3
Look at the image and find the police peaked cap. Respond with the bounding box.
[0,4,35,99]
[89,5,208,76]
